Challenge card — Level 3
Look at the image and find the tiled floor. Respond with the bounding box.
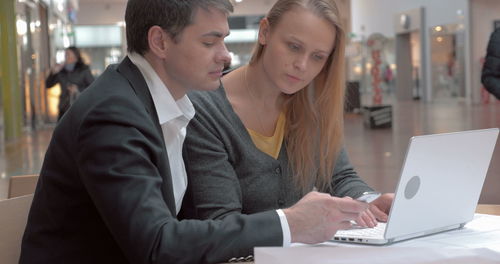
[0,99,499,203]
[345,99,500,204]
[0,125,54,199]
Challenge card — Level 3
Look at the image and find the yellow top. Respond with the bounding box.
[247,112,286,159]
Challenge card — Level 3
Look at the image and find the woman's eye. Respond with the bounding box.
[288,43,300,51]
[313,54,325,61]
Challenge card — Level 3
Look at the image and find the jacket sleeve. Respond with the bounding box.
[75,95,282,264]
[45,72,59,88]
[327,148,374,199]
[481,29,500,100]
[82,67,95,91]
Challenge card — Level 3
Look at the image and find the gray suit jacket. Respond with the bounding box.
[181,87,373,220]
[20,57,282,264]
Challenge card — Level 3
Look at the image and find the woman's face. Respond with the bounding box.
[258,7,336,95]
[65,49,77,65]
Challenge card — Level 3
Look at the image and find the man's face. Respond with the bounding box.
[162,7,231,96]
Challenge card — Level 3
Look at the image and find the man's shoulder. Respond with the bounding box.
[72,65,146,116]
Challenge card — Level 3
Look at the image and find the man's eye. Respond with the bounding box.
[203,42,214,47]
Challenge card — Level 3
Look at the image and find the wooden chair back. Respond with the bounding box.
[8,175,39,199]
[0,194,34,264]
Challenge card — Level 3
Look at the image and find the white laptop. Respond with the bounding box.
[333,128,499,245]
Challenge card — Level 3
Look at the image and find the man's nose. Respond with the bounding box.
[216,43,231,65]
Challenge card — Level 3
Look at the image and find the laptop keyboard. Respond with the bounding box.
[335,222,387,239]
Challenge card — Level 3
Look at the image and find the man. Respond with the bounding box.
[20,1,368,263]
[482,28,500,100]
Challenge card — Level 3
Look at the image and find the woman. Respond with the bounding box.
[46,46,94,120]
[182,0,393,228]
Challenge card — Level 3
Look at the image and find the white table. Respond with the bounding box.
[255,214,500,263]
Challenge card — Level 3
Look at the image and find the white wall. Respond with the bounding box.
[351,0,471,102]
[76,0,350,25]
[232,0,278,15]
[470,0,500,103]
[76,2,126,25]
[76,0,278,25]
[351,0,468,38]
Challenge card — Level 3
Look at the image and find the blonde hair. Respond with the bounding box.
[249,0,346,192]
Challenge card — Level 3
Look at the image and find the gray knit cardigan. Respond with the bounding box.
[180,86,373,220]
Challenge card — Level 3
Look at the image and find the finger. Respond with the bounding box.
[334,211,363,222]
[367,209,378,226]
[335,199,369,213]
[356,212,374,228]
[364,210,377,227]
[370,204,388,222]
[355,213,368,227]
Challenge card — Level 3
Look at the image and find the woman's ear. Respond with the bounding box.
[258,18,270,45]
[147,26,170,59]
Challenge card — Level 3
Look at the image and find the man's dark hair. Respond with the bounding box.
[125,0,233,55]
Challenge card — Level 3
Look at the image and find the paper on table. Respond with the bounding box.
[255,247,500,264]
[323,214,500,251]
[255,214,500,263]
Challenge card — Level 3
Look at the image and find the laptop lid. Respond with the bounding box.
[384,128,499,241]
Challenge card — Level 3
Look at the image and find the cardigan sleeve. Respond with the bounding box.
[327,148,374,199]
[182,89,376,222]
[182,107,245,220]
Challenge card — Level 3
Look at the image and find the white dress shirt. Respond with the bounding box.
[127,53,290,246]
[129,53,194,214]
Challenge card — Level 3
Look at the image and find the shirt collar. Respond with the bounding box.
[128,53,194,124]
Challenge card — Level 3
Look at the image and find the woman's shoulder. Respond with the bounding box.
[73,63,90,73]
[188,86,229,109]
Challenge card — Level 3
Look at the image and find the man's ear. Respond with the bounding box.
[258,18,270,45]
[147,26,171,59]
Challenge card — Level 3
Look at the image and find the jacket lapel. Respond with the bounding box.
[117,56,177,216]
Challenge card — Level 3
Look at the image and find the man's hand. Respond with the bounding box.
[283,191,369,244]
[355,193,395,228]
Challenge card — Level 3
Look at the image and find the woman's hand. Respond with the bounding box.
[68,84,79,95]
[51,63,63,74]
[355,193,395,227]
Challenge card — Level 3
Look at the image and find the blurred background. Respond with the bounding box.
[0,0,498,203]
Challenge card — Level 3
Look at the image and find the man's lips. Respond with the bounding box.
[209,69,224,77]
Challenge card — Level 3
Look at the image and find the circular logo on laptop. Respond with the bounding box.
[404,175,420,199]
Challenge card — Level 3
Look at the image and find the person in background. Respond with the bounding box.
[383,64,394,93]
[45,46,94,120]
[182,0,394,228]
[481,28,500,100]
[20,1,368,263]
